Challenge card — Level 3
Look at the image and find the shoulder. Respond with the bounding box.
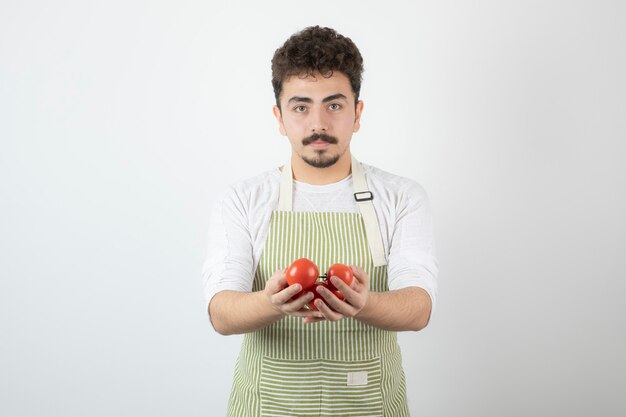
[361,162,429,204]
[230,167,280,194]
[216,167,281,210]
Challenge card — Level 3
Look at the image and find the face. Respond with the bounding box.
[272,71,364,169]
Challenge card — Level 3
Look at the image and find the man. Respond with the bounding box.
[202,25,438,416]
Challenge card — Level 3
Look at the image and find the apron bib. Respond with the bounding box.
[226,156,410,417]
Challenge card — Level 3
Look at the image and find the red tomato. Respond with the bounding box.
[286,258,319,291]
[326,263,353,294]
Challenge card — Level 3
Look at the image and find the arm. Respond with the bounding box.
[209,290,283,335]
[354,287,432,332]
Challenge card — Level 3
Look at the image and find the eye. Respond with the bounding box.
[328,103,342,110]
[294,105,307,113]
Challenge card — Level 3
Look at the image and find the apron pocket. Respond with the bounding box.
[259,356,383,417]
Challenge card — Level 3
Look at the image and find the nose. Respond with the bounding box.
[309,106,328,132]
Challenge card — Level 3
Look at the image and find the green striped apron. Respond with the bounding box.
[227,156,409,417]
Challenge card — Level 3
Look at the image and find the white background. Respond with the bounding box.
[1,1,625,416]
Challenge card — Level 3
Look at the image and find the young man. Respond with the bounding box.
[202,25,438,416]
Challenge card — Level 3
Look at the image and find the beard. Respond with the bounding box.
[301,151,341,168]
[300,132,341,168]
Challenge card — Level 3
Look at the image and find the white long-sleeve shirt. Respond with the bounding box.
[201,162,439,326]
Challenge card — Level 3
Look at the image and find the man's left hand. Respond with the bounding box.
[303,265,369,324]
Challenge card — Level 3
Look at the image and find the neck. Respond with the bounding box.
[282,151,352,185]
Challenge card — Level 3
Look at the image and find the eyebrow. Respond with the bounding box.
[287,93,348,105]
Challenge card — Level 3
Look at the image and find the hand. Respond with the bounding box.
[303,265,369,324]
[264,268,324,319]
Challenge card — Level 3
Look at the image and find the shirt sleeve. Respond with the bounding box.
[386,180,439,323]
[201,186,255,331]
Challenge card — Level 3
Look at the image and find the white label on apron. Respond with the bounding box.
[347,371,368,386]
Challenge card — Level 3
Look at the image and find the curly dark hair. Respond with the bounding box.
[271,25,364,110]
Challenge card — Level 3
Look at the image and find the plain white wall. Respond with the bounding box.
[1,1,625,416]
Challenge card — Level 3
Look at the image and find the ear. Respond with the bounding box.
[272,105,287,136]
[353,100,364,133]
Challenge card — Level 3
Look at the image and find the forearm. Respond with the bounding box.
[209,290,284,335]
[354,287,432,332]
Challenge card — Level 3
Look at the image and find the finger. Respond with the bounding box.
[328,276,360,304]
[314,299,344,321]
[350,265,366,279]
[277,274,287,284]
[272,284,303,304]
[279,290,314,311]
[268,275,288,293]
[350,265,362,276]
[328,276,365,309]
[286,292,319,313]
[305,309,325,318]
[350,266,369,288]
[318,284,355,316]
[329,276,356,297]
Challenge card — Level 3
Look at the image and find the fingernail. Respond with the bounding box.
[330,277,339,285]
[294,284,301,291]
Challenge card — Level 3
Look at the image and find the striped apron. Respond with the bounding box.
[227,156,409,416]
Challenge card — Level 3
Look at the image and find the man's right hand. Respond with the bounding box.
[210,268,325,335]
[264,268,324,319]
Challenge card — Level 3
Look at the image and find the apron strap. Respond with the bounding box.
[351,155,388,267]
[278,157,293,211]
[278,155,388,267]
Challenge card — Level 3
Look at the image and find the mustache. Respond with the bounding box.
[303,133,338,145]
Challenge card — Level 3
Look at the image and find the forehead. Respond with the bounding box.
[281,71,353,101]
